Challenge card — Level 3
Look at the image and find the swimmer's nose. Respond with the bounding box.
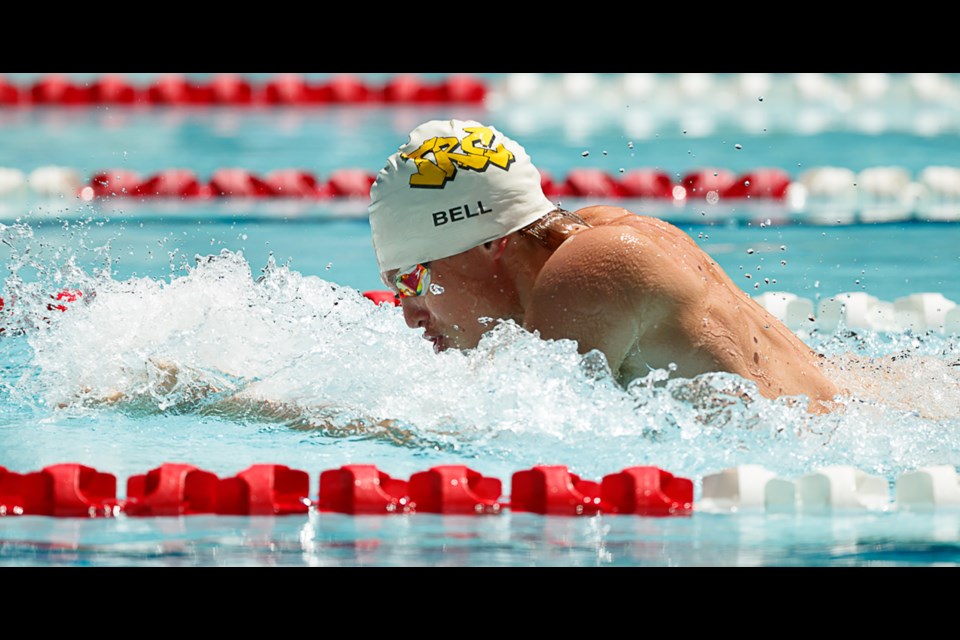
[400,298,428,329]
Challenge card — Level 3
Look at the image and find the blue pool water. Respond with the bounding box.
[2,73,960,567]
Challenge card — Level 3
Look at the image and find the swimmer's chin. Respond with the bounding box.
[427,334,447,353]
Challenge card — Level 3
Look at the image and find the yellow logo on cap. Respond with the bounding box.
[401,126,515,188]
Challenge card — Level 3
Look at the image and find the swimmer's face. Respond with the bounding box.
[382,243,520,352]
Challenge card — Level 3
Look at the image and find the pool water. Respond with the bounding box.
[2,73,960,567]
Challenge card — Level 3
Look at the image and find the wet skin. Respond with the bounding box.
[389,205,840,413]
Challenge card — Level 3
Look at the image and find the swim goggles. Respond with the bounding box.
[394,263,431,298]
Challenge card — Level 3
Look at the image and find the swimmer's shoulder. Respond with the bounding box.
[573,205,647,227]
[551,206,709,299]
[543,216,671,292]
[573,205,700,249]
[564,206,676,257]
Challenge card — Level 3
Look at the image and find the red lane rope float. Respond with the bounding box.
[0,288,85,334]
[510,465,693,516]
[362,291,400,306]
[0,287,391,335]
[318,464,412,514]
[0,462,695,518]
[407,465,503,514]
[0,464,120,517]
[124,463,309,516]
[76,167,792,202]
[544,167,792,201]
[83,167,378,200]
[0,74,488,107]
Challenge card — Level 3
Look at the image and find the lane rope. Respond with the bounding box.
[1,165,959,224]
[0,74,487,106]
[1,461,956,518]
[3,74,960,113]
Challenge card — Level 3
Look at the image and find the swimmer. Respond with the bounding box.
[368,119,840,413]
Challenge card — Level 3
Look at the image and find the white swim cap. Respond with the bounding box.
[368,119,556,273]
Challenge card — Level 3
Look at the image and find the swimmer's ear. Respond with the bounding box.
[481,237,509,261]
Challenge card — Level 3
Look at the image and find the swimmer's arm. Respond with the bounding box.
[523,225,695,381]
[68,359,277,418]
[74,360,406,435]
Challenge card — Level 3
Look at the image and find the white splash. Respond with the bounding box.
[5,225,960,481]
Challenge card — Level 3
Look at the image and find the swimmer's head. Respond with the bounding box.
[368,119,556,273]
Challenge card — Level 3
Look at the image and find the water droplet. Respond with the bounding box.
[627,141,634,149]
[619,167,625,173]
[780,260,787,266]
[745,273,752,279]
[744,180,751,187]
[326,262,332,270]
[581,151,590,157]
[758,96,764,102]
[747,248,755,254]
[780,245,786,251]
[735,143,743,150]
[602,150,608,156]
[429,283,444,295]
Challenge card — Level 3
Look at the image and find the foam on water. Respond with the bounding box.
[3,221,960,485]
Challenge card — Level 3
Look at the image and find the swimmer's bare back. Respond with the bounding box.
[524,205,839,413]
